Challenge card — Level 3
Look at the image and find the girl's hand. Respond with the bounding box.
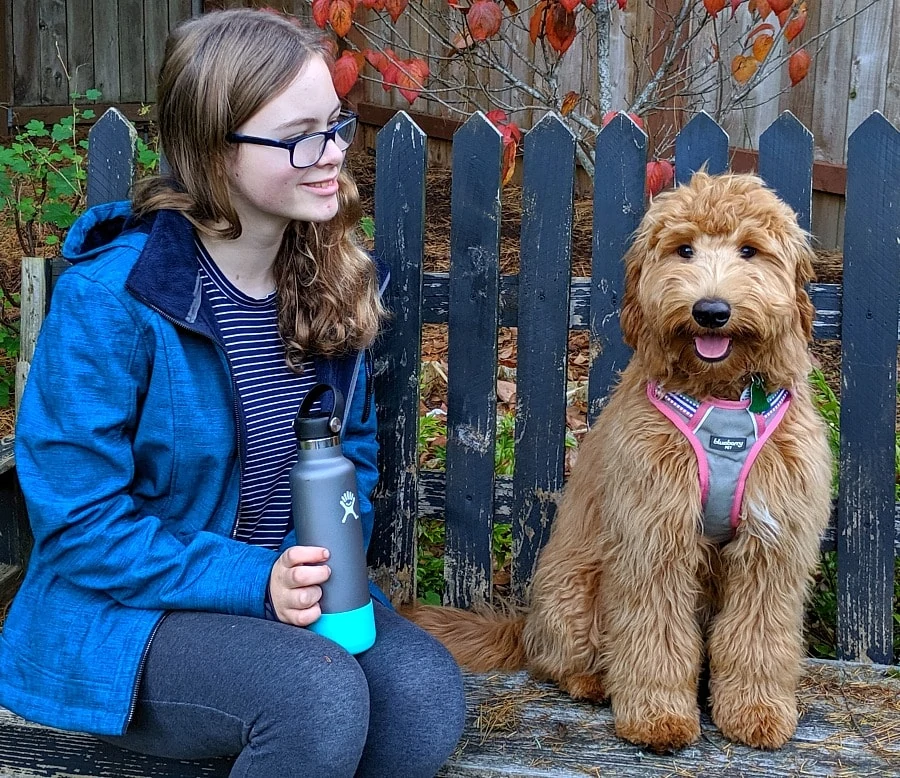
[269,546,331,626]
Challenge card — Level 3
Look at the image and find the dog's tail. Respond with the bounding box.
[401,604,527,671]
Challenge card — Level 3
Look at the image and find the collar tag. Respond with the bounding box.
[749,376,770,414]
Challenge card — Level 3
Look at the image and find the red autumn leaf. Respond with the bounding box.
[768,0,792,11]
[468,0,503,41]
[503,0,519,11]
[364,48,388,72]
[560,91,579,115]
[749,0,770,16]
[560,0,580,11]
[732,54,759,83]
[788,48,810,85]
[486,108,510,125]
[361,0,385,7]
[646,159,674,197]
[396,58,429,104]
[747,21,775,39]
[752,33,774,61]
[777,7,791,25]
[447,0,460,6]
[529,1,548,44]
[329,0,354,37]
[616,0,625,8]
[545,4,576,54]
[501,122,523,145]
[703,0,727,17]
[384,0,408,22]
[312,0,331,28]
[332,52,359,98]
[501,135,518,186]
[584,0,596,7]
[784,5,807,41]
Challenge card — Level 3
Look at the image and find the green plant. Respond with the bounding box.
[0,89,101,258]
[808,368,900,662]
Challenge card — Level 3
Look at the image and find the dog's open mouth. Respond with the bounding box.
[694,334,732,362]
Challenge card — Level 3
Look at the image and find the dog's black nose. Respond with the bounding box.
[692,299,731,329]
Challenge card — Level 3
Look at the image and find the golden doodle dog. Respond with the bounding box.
[408,172,832,753]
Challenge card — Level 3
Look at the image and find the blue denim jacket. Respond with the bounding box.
[0,202,385,735]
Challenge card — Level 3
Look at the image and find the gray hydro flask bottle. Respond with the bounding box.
[290,383,376,654]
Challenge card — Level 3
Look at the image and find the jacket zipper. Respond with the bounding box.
[123,299,245,726]
[125,612,169,728]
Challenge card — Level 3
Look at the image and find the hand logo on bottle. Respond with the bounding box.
[340,491,360,523]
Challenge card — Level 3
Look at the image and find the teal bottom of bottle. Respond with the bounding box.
[308,599,376,654]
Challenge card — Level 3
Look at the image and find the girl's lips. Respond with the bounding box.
[302,179,339,195]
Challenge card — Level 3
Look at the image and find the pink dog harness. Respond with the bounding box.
[647,380,792,543]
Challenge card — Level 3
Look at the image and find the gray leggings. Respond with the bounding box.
[99,602,466,777]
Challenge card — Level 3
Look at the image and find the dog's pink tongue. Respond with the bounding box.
[695,335,731,359]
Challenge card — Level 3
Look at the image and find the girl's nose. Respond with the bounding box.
[317,136,345,167]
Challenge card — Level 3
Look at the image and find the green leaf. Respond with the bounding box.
[359,215,375,240]
[81,109,96,120]
[85,88,102,101]
[43,234,60,245]
[51,122,73,142]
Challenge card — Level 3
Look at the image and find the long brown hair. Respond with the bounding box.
[132,8,385,363]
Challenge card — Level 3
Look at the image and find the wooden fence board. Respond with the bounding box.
[38,0,68,105]
[759,111,814,233]
[589,114,645,422]
[371,111,427,605]
[86,108,136,208]
[511,114,576,600]
[444,113,502,608]
[675,111,729,184]
[12,1,39,104]
[117,0,146,102]
[92,0,120,102]
[836,112,900,665]
[66,0,94,97]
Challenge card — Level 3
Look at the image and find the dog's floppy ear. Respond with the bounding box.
[784,227,816,341]
[619,243,645,349]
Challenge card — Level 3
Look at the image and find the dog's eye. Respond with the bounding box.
[740,246,758,259]
[676,245,694,259]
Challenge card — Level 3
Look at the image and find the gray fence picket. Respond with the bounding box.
[836,112,900,664]
[444,113,503,607]
[758,112,814,232]
[589,114,646,422]
[512,114,576,601]
[371,112,427,605]
[86,108,136,207]
[675,112,728,184]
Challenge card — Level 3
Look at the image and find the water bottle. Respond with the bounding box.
[290,383,376,654]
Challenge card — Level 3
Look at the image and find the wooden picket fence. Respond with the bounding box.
[2,105,899,777]
[367,108,900,667]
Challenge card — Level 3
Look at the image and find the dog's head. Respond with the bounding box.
[619,172,816,397]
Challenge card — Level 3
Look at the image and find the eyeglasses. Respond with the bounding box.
[226,112,358,169]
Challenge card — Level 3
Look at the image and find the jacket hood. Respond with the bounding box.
[61,200,145,263]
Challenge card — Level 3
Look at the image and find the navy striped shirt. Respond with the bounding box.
[197,242,318,549]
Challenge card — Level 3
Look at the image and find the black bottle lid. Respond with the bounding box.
[293,383,346,441]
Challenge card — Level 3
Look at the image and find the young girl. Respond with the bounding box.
[0,9,465,776]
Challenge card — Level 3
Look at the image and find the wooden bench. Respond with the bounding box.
[1,107,898,776]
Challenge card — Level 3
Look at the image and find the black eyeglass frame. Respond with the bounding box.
[225,111,358,169]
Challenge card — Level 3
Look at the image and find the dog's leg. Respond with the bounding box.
[600,518,705,753]
[523,558,607,703]
[707,529,814,749]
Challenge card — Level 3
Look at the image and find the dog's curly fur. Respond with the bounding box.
[407,172,833,753]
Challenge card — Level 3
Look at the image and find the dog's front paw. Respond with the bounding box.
[614,711,700,754]
[559,672,606,703]
[712,697,797,749]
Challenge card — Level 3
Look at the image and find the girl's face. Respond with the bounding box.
[226,56,346,237]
